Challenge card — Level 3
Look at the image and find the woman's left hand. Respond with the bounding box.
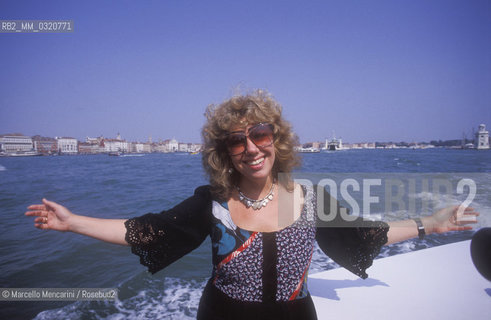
[426,205,479,234]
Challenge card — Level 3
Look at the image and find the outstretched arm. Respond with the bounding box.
[386,206,479,245]
[25,199,129,246]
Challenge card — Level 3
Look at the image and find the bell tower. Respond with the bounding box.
[475,124,490,150]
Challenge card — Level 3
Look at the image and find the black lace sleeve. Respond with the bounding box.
[314,185,389,279]
[124,185,212,274]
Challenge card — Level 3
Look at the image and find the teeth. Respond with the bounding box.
[248,158,264,165]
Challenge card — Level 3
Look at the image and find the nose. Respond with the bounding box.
[244,136,260,155]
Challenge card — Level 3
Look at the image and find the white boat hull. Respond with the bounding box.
[311,240,490,320]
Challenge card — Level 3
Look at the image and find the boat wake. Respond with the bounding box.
[119,154,145,157]
[34,277,206,320]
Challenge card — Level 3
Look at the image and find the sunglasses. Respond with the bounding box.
[225,123,274,156]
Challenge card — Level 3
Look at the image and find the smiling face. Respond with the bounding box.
[227,123,276,185]
[201,91,300,201]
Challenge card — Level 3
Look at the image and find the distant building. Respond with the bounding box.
[152,143,167,153]
[56,137,78,154]
[79,143,103,154]
[383,143,399,149]
[79,136,104,154]
[178,143,189,152]
[132,142,151,153]
[103,139,130,153]
[350,142,375,149]
[86,136,104,145]
[0,135,34,153]
[190,143,203,153]
[102,134,130,153]
[32,136,57,155]
[475,124,490,150]
[163,139,179,152]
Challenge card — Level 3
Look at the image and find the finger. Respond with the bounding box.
[34,217,48,224]
[455,206,476,215]
[42,198,63,212]
[450,225,473,231]
[34,223,49,230]
[25,210,46,217]
[42,198,55,209]
[460,211,479,218]
[456,213,479,223]
[462,210,479,215]
[27,205,46,210]
[42,198,58,208]
[456,220,478,225]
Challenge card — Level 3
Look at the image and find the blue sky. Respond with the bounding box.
[1,0,490,143]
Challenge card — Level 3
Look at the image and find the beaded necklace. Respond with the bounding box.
[236,181,275,210]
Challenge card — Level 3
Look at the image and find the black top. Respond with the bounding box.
[125,184,389,319]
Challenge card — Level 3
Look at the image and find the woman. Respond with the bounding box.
[26,90,478,319]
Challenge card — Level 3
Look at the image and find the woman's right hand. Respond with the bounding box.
[25,198,74,232]
[25,199,129,245]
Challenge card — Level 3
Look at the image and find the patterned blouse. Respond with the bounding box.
[125,185,389,319]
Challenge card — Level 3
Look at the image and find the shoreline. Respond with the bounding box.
[1,147,490,158]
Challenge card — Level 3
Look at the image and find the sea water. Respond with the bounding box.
[0,149,490,319]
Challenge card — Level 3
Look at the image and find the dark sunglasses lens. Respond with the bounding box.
[226,134,246,155]
[250,124,273,147]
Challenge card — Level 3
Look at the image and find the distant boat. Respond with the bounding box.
[327,137,342,150]
[325,131,343,151]
[108,151,122,156]
[189,151,200,155]
[296,147,321,153]
[119,154,145,157]
[1,151,41,157]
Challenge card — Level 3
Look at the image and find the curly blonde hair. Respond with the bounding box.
[201,90,300,201]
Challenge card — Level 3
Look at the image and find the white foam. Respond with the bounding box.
[409,191,436,201]
[408,191,466,211]
[0,164,6,171]
[111,277,206,319]
[34,277,207,320]
[119,154,145,157]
